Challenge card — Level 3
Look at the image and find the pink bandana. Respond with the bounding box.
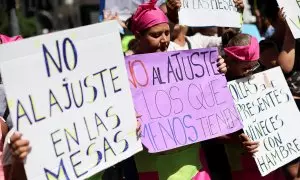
[0,34,22,44]
[224,36,259,62]
[131,0,169,35]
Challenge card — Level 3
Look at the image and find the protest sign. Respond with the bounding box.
[179,0,242,27]
[126,48,243,153]
[105,0,165,21]
[0,21,143,180]
[276,0,300,39]
[228,67,300,176]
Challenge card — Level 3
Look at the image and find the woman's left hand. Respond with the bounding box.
[240,133,259,155]
[9,132,31,161]
[217,56,227,74]
[136,115,142,138]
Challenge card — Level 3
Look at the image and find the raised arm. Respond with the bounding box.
[278,24,295,73]
[166,0,181,24]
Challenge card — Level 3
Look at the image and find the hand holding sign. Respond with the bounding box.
[239,133,259,154]
[9,132,31,161]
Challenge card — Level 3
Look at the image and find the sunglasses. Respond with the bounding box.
[244,62,260,76]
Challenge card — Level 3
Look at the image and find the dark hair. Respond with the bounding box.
[264,0,279,23]
[128,38,139,51]
[125,16,133,33]
[125,16,147,35]
[221,29,250,47]
[228,34,251,47]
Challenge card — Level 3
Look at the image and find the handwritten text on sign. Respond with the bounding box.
[179,0,241,27]
[0,21,142,180]
[126,48,243,153]
[276,0,300,38]
[228,67,300,176]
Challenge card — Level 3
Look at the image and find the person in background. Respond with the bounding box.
[254,8,275,38]
[254,1,300,179]
[169,24,189,50]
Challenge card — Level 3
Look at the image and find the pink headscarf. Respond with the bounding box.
[224,36,259,62]
[131,0,169,35]
[0,34,23,44]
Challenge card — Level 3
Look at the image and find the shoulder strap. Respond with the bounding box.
[185,38,192,50]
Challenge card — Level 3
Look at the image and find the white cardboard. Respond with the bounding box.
[277,0,300,39]
[179,0,242,27]
[0,21,142,180]
[228,67,300,176]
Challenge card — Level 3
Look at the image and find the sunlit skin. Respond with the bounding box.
[135,23,170,53]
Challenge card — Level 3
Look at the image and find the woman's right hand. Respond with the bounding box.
[239,133,259,155]
[9,132,31,161]
[166,0,181,11]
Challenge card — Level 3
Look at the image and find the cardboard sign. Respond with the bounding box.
[179,0,242,27]
[0,21,142,180]
[277,0,300,39]
[126,48,243,153]
[105,0,166,21]
[228,67,300,176]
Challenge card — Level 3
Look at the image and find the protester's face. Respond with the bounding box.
[226,57,258,77]
[138,23,170,53]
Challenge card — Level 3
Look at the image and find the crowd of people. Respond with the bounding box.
[0,0,299,180]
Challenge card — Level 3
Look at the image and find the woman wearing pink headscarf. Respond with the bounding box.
[125,1,227,180]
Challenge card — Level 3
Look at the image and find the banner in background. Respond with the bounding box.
[179,0,242,27]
